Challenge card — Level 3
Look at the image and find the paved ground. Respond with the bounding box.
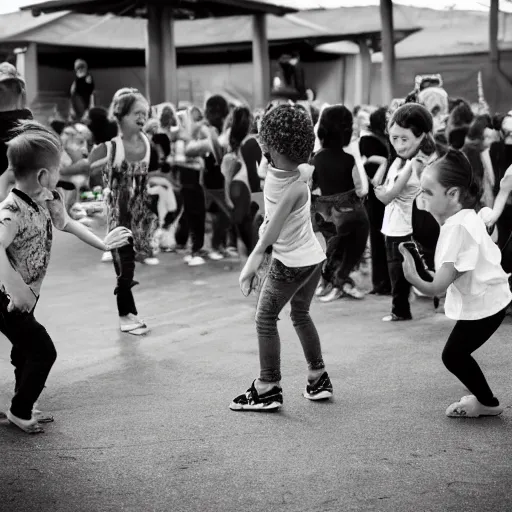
[1,228,512,512]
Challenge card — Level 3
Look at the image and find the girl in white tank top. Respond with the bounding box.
[230,105,332,413]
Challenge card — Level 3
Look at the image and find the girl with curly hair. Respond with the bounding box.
[230,105,332,412]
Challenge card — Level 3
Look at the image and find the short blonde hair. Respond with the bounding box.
[7,120,62,179]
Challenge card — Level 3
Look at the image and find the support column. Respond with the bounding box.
[489,0,499,109]
[146,3,163,104]
[15,43,38,106]
[252,14,270,109]
[354,40,372,106]
[161,6,178,106]
[380,0,395,104]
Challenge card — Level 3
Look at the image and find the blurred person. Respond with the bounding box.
[70,59,95,122]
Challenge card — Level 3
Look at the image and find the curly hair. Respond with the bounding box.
[258,104,315,164]
[317,105,353,149]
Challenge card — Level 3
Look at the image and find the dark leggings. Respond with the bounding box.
[256,259,325,382]
[385,235,413,319]
[112,243,138,317]
[442,306,508,406]
[0,293,57,420]
[230,181,254,254]
[175,185,206,253]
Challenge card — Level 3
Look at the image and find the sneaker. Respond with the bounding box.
[382,313,412,322]
[208,250,225,261]
[445,395,504,418]
[342,283,365,299]
[183,253,193,264]
[101,251,113,263]
[188,255,206,267]
[315,282,330,297]
[229,380,283,411]
[142,257,160,266]
[175,244,187,253]
[224,246,239,258]
[303,372,333,401]
[319,287,342,303]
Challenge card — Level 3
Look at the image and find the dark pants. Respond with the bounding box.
[0,292,57,420]
[230,181,254,253]
[205,189,231,251]
[175,185,206,253]
[365,190,391,293]
[385,235,413,319]
[256,259,325,382]
[112,244,138,317]
[442,306,508,406]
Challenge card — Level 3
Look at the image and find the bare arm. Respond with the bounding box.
[368,156,388,187]
[375,161,413,206]
[60,159,90,178]
[403,258,459,297]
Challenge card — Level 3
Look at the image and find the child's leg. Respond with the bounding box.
[442,307,507,407]
[112,244,138,317]
[385,236,412,320]
[3,311,57,422]
[255,260,317,385]
[289,264,325,377]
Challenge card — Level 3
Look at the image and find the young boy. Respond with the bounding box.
[0,120,132,434]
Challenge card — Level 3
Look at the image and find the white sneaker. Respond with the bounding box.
[208,250,224,261]
[445,395,504,418]
[143,257,160,266]
[342,283,365,299]
[319,287,342,303]
[224,247,239,258]
[101,251,113,263]
[188,255,206,266]
[183,254,193,264]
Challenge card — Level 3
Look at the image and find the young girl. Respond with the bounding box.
[89,88,158,335]
[231,105,332,412]
[374,104,436,321]
[400,149,511,418]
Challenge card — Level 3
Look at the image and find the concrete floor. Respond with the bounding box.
[1,229,511,512]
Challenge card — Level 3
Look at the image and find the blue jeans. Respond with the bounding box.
[255,259,325,382]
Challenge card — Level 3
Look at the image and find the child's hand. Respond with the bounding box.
[398,243,419,283]
[104,227,133,251]
[7,286,36,314]
[239,252,264,296]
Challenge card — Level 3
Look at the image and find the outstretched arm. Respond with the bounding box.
[62,221,131,252]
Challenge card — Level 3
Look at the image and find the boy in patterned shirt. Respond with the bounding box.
[0,121,132,434]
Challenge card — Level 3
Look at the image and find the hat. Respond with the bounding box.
[0,62,25,86]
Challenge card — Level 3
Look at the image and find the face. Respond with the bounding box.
[120,99,149,133]
[419,166,454,218]
[75,66,87,79]
[389,123,424,160]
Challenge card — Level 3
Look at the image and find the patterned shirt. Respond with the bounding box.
[0,189,57,296]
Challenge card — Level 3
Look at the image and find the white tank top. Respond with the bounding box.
[261,165,325,268]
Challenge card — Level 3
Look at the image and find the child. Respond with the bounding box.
[89,88,158,335]
[231,104,332,412]
[400,149,512,418]
[0,121,132,433]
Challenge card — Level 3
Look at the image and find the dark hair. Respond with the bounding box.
[229,106,252,153]
[467,114,492,142]
[317,105,353,149]
[259,104,315,164]
[7,120,62,179]
[205,95,229,132]
[87,106,118,144]
[388,103,433,137]
[448,125,469,150]
[310,104,320,126]
[160,105,177,128]
[369,106,388,138]
[432,149,481,208]
[449,102,474,126]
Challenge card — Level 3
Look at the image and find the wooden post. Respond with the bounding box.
[354,40,371,106]
[146,3,163,104]
[161,5,178,105]
[15,43,38,106]
[380,0,395,104]
[252,14,270,109]
[489,0,499,109]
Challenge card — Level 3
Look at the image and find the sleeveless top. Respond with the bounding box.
[102,134,157,256]
[260,165,325,268]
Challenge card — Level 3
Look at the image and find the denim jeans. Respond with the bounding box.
[0,292,57,420]
[385,235,413,319]
[255,259,325,382]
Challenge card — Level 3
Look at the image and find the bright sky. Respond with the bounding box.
[0,0,510,15]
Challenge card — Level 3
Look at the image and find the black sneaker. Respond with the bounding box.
[229,380,283,411]
[303,372,333,401]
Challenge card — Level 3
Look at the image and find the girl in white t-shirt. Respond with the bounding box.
[400,149,512,418]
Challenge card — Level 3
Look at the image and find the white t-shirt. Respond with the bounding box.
[381,159,420,237]
[435,208,512,321]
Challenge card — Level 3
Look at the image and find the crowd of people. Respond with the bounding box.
[0,59,512,432]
